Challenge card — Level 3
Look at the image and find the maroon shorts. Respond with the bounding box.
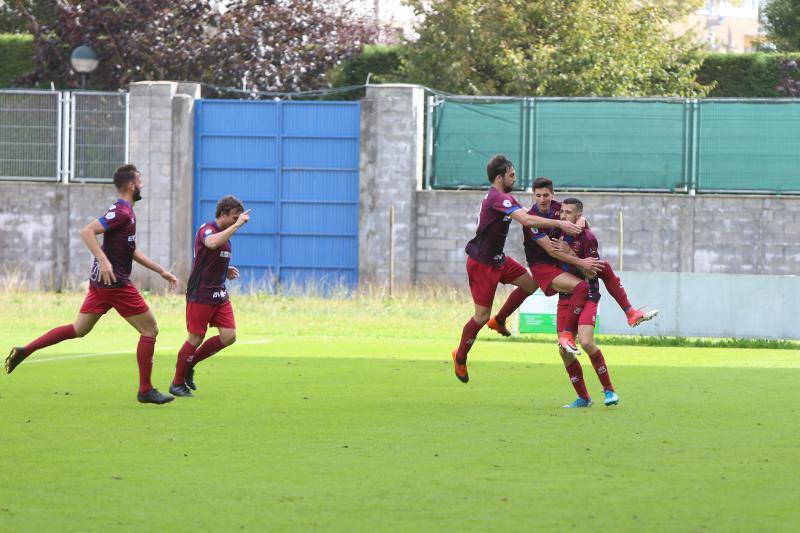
[466,256,528,307]
[556,298,598,333]
[531,263,567,296]
[186,300,236,335]
[79,284,149,318]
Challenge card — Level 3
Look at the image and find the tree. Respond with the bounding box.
[401,0,710,97]
[765,0,800,51]
[13,0,380,92]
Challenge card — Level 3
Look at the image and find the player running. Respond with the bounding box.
[170,195,250,397]
[452,155,583,383]
[5,164,178,405]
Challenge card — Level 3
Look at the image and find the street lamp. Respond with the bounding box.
[70,45,99,89]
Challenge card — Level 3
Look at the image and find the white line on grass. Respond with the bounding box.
[25,339,272,364]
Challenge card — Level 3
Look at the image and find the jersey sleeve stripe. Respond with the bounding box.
[98,217,110,230]
[504,206,522,215]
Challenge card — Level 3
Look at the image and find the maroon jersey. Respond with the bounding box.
[186,221,232,305]
[89,199,136,288]
[523,200,562,266]
[560,228,601,302]
[465,188,523,267]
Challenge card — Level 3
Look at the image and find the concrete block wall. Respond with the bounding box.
[359,84,425,286]
[413,190,800,285]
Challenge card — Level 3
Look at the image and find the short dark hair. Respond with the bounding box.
[216,195,244,218]
[532,177,554,191]
[113,164,139,191]
[486,155,514,184]
[562,197,583,213]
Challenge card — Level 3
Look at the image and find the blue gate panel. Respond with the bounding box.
[201,136,277,167]
[282,103,360,136]
[202,101,278,134]
[281,170,358,201]
[283,138,359,169]
[199,169,278,201]
[280,203,358,235]
[194,99,360,290]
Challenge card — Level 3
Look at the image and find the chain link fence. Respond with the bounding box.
[0,89,128,183]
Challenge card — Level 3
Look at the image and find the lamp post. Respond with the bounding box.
[70,45,99,89]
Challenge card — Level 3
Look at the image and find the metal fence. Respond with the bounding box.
[0,89,128,183]
[426,96,800,194]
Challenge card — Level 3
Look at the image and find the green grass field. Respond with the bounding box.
[0,290,798,531]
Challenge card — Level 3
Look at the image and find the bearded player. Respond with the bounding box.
[170,195,250,397]
[6,164,178,405]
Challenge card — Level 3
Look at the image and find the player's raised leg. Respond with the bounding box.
[6,311,103,374]
[488,272,538,337]
[124,310,173,404]
[597,261,658,327]
[549,272,589,356]
[171,332,203,397]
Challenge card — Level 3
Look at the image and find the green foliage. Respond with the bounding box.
[0,33,34,87]
[401,0,709,97]
[765,0,800,51]
[327,44,403,100]
[697,52,800,96]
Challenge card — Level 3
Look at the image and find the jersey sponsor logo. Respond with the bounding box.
[503,216,511,222]
[127,235,136,242]
[212,289,227,299]
[204,229,213,236]
[531,227,538,233]
[493,253,504,262]
[220,251,231,258]
[105,212,116,220]
[502,199,512,208]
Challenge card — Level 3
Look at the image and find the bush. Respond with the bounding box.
[697,52,800,97]
[0,33,34,87]
[328,44,404,100]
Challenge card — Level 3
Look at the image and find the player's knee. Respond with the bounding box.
[143,323,159,338]
[73,325,90,338]
[580,338,597,353]
[221,330,236,346]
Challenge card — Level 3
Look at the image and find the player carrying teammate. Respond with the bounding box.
[452,155,585,383]
[5,164,178,404]
[554,198,619,407]
[170,196,250,397]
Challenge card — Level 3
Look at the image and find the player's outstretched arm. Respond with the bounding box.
[132,249,178,291]
[535,237,603,274]
[205,209,251,250]
[80,219,116,285]
[509,210,581,236]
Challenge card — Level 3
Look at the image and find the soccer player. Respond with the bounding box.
[490,177,604,355]
[5,164,178,405]
[452,155,583,383]
[170,195,250,397]
[554,198,619,408]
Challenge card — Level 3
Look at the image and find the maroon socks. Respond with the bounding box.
[455,318,482,364]
[495,287,532,324]
[24,324,77,357]
[598,262,632,312]
[589,349,614,391]
[136,335,156,394]
[173,341,197,385]
[565,359,589,400]
[192,335,226,366]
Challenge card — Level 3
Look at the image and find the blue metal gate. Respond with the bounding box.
[193,100,360,290]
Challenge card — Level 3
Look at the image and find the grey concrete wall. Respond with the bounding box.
[359,84,425,286]
[414,190,800,285]
[0,181,116,290]
[596,271,800,340]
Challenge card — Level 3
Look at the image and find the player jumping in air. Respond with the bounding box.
[452,155,587,383]
[170,196,250,397]
[5,164,178,405]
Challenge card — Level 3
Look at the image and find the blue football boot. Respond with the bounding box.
[563,397,593,408]
[603,390,619,406]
